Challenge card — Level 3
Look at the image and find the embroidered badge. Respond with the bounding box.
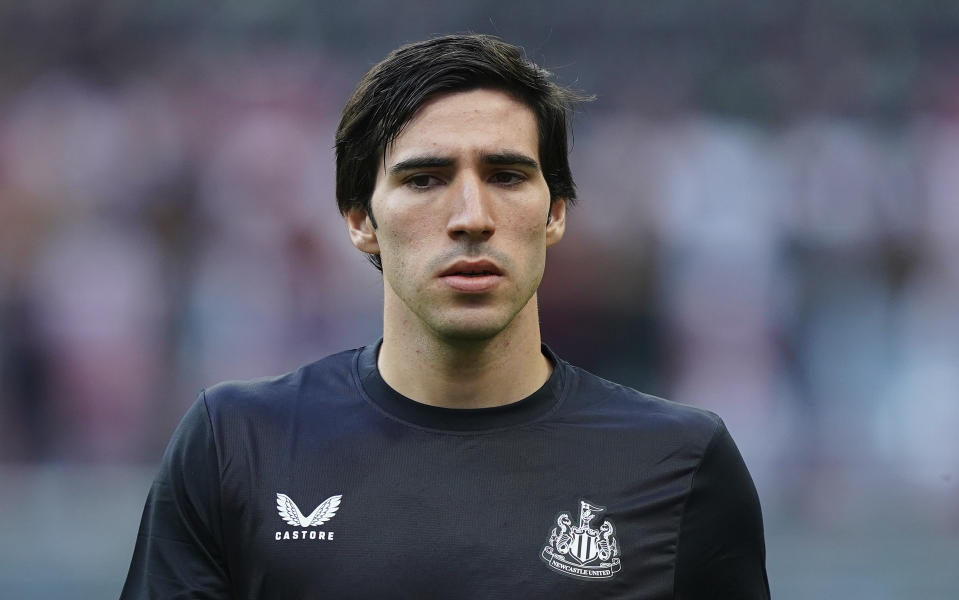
[274,493,341,541]
[541,499,621,580]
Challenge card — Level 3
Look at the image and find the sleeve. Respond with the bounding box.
[120,392,232,599]
[674,420,770,599]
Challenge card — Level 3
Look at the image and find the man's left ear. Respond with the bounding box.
[546,198,567,247]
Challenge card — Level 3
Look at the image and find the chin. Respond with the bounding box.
[433,323,507,343]
[428,312,515,343]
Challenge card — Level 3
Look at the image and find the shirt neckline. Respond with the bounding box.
[354,340,568,432]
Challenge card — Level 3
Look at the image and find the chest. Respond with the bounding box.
[217,427,691,599]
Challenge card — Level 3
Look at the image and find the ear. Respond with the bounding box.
[345,208,380,255]
[545,198,567,248]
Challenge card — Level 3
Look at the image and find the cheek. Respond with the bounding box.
[378,218,432,270]
[503,215,549,274]
[512,211,550,246]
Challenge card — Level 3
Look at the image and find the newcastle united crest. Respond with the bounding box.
[541,499,621,580]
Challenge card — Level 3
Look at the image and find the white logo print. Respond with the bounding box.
[541,499,621,580]
[274,493,341,541]
[276,493,341,526]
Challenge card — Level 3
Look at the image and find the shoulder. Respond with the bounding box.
[563,361,722,447]
[202,346,363,423]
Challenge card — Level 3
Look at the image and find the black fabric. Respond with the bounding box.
[357,342,567,431]
[122,342,769,599]
[674,423,770,599]
[122,396,231,598]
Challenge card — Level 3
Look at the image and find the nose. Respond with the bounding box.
[447,172,495,241]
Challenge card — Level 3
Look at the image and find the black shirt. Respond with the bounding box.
[122,343,769,599]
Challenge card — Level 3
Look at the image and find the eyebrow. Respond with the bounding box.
[483,152,540,170]
[388,152,540,176]
[388,156,455,175]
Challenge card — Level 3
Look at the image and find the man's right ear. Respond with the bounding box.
[346,208,379,254]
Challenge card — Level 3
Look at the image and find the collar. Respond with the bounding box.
[354,340,568,432]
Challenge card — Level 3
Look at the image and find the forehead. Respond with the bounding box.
[386,88,540,162]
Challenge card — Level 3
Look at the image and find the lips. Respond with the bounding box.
[439,260,503,278]
[439,259,503,292]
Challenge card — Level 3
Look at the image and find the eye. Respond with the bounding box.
[489,171,526,186]
[405,174,443,190]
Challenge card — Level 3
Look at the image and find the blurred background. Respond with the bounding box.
[1,0,957,597]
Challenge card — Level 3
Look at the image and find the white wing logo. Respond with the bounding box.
[276,493,342,527]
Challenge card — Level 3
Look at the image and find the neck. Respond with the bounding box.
[378,295,552,409]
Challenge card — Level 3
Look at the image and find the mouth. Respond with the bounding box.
[439,260,503,278]
[439,260,503,292]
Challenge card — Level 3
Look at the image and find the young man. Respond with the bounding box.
[123,35,770,598]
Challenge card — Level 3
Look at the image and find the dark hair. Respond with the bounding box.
[335,33,592,270]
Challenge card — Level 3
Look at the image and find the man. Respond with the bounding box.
[123,34,769,598]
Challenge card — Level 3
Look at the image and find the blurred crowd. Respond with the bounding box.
[0,51,387,461]
[1,4,957,525]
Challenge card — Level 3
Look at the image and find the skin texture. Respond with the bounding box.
[346,88,567,408]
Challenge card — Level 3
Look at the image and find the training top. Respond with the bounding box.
[122,342,770,599]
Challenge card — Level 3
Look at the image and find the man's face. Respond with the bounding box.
[347,88,566,341]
